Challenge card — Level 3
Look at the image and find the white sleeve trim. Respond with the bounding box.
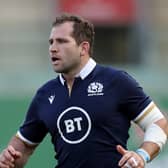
[134,101,167,150]
[134,101,164,131]
[16,131,39,146]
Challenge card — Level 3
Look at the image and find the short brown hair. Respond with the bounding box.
[52,13,95,56]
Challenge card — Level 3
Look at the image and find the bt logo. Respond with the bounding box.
[57,107,91,144]
[64,117,83,133]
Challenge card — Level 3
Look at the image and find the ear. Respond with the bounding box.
[80,41,90,56]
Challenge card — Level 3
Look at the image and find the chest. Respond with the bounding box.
[39,80,123,135]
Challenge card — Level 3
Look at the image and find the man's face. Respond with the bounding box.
[49,22,82,74]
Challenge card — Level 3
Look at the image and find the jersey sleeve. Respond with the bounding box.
[17,90,48,145]
[117,71,152,120]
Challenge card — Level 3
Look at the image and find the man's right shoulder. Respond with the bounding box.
[37,77,60,94]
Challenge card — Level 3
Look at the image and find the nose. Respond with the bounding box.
[49,42,58,53]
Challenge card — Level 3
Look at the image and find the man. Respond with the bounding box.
[0,13,167,168]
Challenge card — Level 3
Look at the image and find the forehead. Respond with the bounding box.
[50,22,74,39]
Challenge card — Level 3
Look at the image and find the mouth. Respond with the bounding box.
[50,54,62,63]
[51,57,59,62]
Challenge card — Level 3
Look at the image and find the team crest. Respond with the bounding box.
[87,82,104,96]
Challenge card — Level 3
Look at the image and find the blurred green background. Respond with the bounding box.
[0,0,168,167]
[0,97,55,167]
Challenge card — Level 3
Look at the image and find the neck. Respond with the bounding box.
[63,57,89,84]
[62,56,90,96]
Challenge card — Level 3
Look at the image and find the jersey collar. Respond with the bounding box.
[59,58,96,85]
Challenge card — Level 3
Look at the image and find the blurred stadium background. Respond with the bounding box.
[0,0,168,167]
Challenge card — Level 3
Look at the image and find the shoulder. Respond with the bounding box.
[94,65,141,91]
[95,64,133,81]
[94,64,118,76]
[35,77,60,96]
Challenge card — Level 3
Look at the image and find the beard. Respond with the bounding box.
[53,60,81,75]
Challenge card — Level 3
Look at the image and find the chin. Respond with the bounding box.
[53,66,69,74]
[53,67,64,73]
[54,69,61,73]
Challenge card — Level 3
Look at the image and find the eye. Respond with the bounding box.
[57,38,68,44]
[49,39,53,45]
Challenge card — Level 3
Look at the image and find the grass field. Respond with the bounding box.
[0,95,168,167]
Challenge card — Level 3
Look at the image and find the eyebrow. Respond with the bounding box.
[49,37,69,44]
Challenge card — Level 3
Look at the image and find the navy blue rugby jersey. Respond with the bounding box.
[18,59,152,168]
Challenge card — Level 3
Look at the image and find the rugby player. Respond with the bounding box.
[0,13,167,168]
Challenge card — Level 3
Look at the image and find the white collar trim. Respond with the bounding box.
[59,58,96,85]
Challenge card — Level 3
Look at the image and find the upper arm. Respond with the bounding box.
[18,90,48,144]
[134,102,164,130]
[117,71,151,120]
[134,104,168,152]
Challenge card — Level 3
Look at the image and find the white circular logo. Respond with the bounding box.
[57,106,91,144]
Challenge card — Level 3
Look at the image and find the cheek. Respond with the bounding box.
[48,46,52,54]
[65,47,79,57]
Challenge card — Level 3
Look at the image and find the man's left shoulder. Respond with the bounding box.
[96,64,117,74]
